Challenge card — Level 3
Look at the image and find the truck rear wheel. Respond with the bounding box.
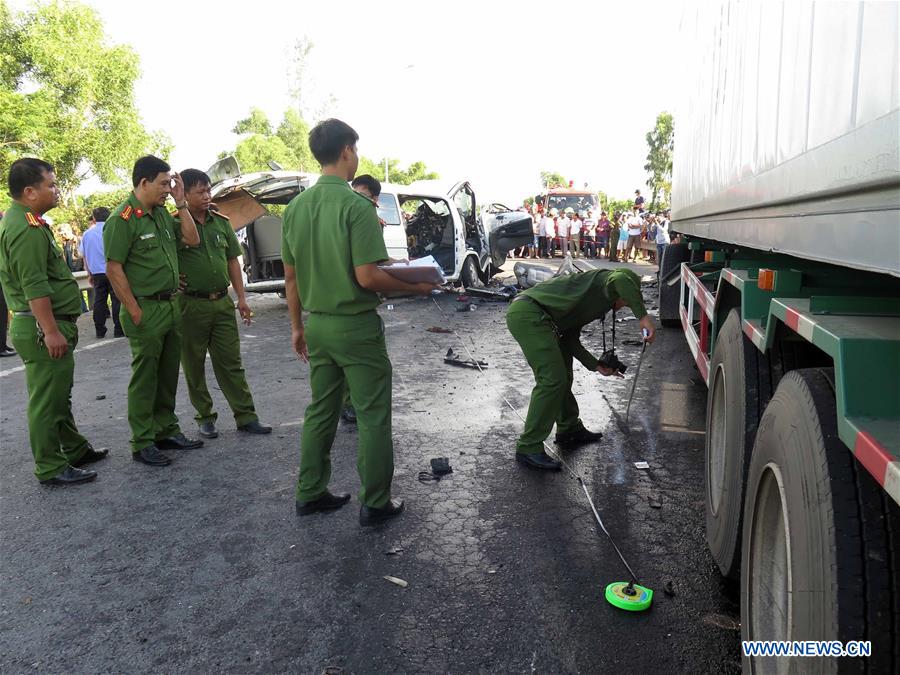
[658,242,689,326]
[741,368,899,673]
[705,309,767,579]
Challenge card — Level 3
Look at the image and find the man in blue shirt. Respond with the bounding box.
[79,207,123,338]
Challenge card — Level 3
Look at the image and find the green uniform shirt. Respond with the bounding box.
[281,174,387,315]
[176,209,241,294]
[0,202,82,314]
[103,193,182,297]
[522,268,648,370]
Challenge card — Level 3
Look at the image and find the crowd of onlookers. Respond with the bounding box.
[512,190,673,265]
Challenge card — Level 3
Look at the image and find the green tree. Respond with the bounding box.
[357,156,439,186]
[0,1,168,201]
[276,109,315,171]
[232,108,272,136]
[644,111,674,210]
[223,135,299,174]
[540,171,568,189]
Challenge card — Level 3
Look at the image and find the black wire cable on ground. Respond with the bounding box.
[430,296,642,586]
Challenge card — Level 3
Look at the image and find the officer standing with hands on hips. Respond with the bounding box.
[506,268,655,469]
[282,118,437,526]
[104,155,203,467]
[174,168,271,439]
[0,158,108,485]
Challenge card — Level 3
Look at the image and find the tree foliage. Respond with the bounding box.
[356,156,439,186]
[232,108,272,136]
[0,0,168,200]
[540,170,568,189]
[643,111,674,210]
[276,109,315,172]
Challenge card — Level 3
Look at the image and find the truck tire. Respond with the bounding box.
[461,256,484,289]
[705,309,768,579]
[741,368,899,674]
[658,243,689,327]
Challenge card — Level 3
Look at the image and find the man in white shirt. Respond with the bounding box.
[624,206,644,263]
[542,209,557,257]
[651,211,671,264]
[556,209,571,258]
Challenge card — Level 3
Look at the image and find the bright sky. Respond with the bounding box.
[18,0,683,205]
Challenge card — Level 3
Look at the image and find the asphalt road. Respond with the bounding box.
[0,258,742,674]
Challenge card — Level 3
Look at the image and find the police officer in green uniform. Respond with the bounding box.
[506,267,656,469]
[282,119,436,525]
[175,168,271,439]
[104,155,203,467]
[0,158,108,485]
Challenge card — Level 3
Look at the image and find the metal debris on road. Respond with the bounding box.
[385,547,404,556]
[634,461,650,469]
[444,348,487,369]
[383,575,408,588]
[464,286,518,301]
[426,326,453,333]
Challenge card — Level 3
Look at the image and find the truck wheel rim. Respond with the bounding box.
[749,463,792,641]
[707,364,727,516]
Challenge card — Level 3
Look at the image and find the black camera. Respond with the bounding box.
[598,349,627,374]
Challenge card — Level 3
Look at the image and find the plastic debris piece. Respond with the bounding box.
[634,461,650,469]
[383,575,408,588]
[426,326,452,333]
[385,547,404,556]
[444,347,487,369]
[386,304,394,310]
[95,394,106,400]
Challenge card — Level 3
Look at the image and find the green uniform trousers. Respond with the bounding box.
[120,298,182,451]
[178,295,257,426]
[506,301,584,455]
[297,310,394,508]
[9,316,89,480]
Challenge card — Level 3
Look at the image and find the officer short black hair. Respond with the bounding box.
[92,207,111,222]
[309,118,359,166]
[351,174,381,198]
[181,168,211,193]
[8,158,55,199]
[132,155,171,188]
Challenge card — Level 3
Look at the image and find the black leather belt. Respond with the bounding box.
[184,289,228,300]
[138,291,176,301]
[13,311,79,323]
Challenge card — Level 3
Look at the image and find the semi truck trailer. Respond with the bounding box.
[665,2,899,671]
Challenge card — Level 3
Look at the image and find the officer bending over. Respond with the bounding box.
[506,268,655,470]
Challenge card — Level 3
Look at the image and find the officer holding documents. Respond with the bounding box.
[0,158,107,486]
[506,268,655,469]
[104,156,204,467]
[175,168,271,439]
[281,118,436,525]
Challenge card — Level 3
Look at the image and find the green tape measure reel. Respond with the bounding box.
[605,581,653,611]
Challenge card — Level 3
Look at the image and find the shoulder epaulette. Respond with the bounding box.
[25,212,42,228]
[210,208,229,220]
[120,205,133,221]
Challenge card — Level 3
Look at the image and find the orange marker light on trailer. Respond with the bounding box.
[704,251,714,262]
[758,269,775,291]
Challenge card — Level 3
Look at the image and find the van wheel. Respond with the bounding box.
[741,368,899,673]
[658,243,689,326]
[461,256,484,289]
[705,309,769,579]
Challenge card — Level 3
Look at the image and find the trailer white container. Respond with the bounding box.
[672,1,900,277]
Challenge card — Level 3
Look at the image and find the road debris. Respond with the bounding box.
[444,348,487,370]
[426,326,453,334]
[95,394,106,400]
[703,613,740,631]
[385,547,404,556]
[634,461,650,470]
[464,286,518,301]
[383,575,408,588]
[664,580,676,597]
[648,495,663,509]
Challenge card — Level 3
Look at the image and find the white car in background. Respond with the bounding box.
[206,157,533,293]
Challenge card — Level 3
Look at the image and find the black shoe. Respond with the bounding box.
[515,452,562,471]
[237,420,272,435]
[555,427,603,449]
[0,346,16,357]
[156,433,203,450]
[113,330,126,338]
[132,445,172,466]
[341,407,357,424]
[95,330,107,339]
[296,491,351,516]
[198,421,218,439]
[40,466,97,486]
[359,499,404,526]
[72,445,109,467]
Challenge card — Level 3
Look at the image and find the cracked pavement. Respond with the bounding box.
[0,260,741,674]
